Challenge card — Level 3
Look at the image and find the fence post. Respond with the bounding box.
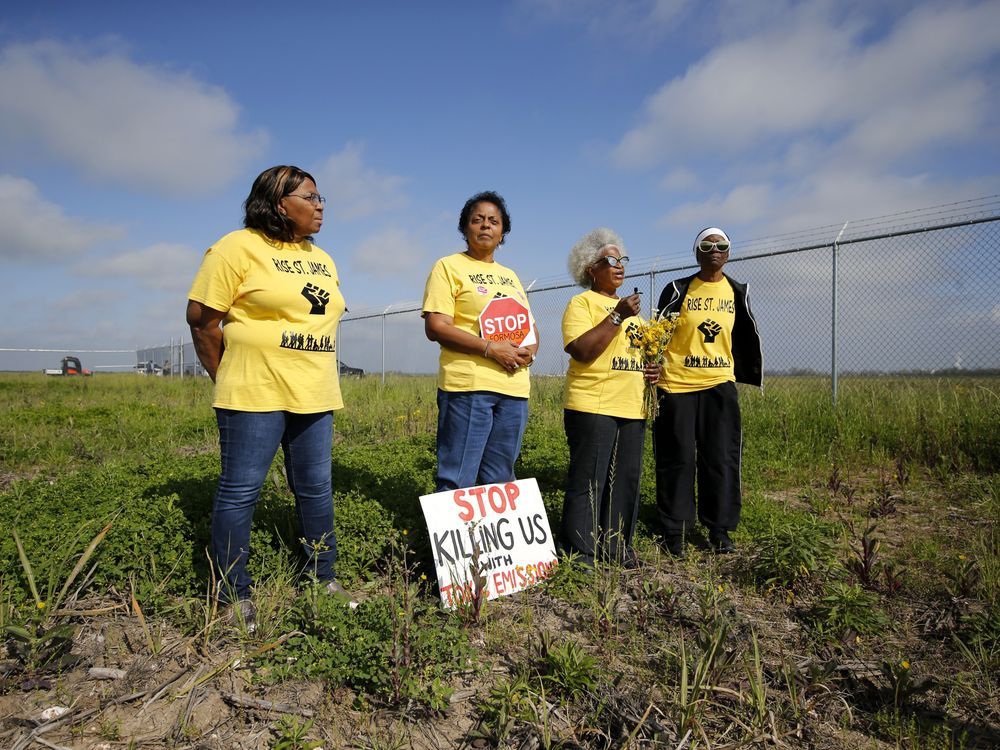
[381,305,393,385]
[831,221,849,406]
[648,265,656,317]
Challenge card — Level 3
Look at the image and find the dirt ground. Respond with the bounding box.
[2,479,998,749]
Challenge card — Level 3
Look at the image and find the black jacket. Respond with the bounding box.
[656,273,763,389]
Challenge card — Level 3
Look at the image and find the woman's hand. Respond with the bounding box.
[487,339,532,373]
[186,299,227,382]
[614,293,642,320]
[643,361,661,384]
[425,313,533,374]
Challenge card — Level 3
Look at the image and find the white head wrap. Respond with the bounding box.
[694,227,730,252]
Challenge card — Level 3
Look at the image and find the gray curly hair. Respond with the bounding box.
[567,227,626,288]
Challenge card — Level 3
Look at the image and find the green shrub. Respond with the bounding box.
[330,490,397,581]
[259,586,471,710]
[0,458,214,610]
[331,435,435,529]
[808,581,888,640]
[0,454,397,611]
[744,515,837,592]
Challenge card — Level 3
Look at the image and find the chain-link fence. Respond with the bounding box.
[337,198,1000,398]
[5,199,995,393]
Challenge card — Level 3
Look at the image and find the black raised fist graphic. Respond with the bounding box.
[698,319,722,343]
[625,321,642,348]
[301,283,330,315]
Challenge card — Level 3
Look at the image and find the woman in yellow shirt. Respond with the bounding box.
[422,191,538,491]
[187,165,356,627]
[560,228,660,567]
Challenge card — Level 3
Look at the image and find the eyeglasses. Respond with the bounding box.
[287,193,327,206]
[599,255,629,268]
[698,240,730,253]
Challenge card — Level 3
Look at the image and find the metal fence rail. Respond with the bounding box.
[336,198,1000,399]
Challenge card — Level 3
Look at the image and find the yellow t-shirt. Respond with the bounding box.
[422,252,532,398]
[562,291,645,419]
[188,228,346,413]
[659,277,736,394]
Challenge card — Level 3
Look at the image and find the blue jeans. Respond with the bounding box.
[212,409,336,602]
[435,390,529,491]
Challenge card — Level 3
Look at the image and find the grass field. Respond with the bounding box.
[0,372,997,749]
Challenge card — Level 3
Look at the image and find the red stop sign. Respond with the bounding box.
[479,297,532,345]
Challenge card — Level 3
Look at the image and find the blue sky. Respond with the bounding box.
[1,0,998,371]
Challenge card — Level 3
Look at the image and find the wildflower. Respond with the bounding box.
[420,573,427,581]
[958,554,967,561]
[717,584,725,593]
[630,310,679,420]
[900,660,910,670]
[402,529,408,536]
[37,601,46,610]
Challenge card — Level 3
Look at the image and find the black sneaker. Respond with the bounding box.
[662,534,685,558]
[709,530,736,554]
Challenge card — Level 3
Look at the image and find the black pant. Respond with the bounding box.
[653,381,742,535]
[561,409,645,564]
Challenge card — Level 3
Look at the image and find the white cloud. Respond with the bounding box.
[613,2,1000,168]
[517,0,692,41]
[0,174,123,262]
[659,167,697,190]
[0,40,266,194]
[350,227,423,280]
[315,142,408,222]
[77,242,201,294]
[659,183,774,228]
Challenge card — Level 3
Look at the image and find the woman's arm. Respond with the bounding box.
[186,300,227,382]
[564,293,640,364]
[424,312,531,373]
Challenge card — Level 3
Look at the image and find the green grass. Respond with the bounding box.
[0,372,997,747]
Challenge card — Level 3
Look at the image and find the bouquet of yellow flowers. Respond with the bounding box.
[632,310,678,420]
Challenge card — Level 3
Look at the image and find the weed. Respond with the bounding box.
[828,461,843,495]
[894,451,912,487]
[473,672,534,746]
[542,552,591,604]
[808,581,888,641]
[536,633,599,701]
[880,658,936,712]
[452,522,490,626]
[869,467,901,518]
[3,523,110,684]
[259,535,471,711]
[271,716,323,750]
[944,554,981,599]
[743,630,770,733]
[98,718,122,741]
[634,577,679,630]
[746,517,836,592]
[845,522,902,595]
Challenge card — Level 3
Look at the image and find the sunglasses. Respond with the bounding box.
[599,255,629,268]
[698,240,730,253]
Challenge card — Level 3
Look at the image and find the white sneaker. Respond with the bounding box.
[225,599,257,632]
[324,580,360,609]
